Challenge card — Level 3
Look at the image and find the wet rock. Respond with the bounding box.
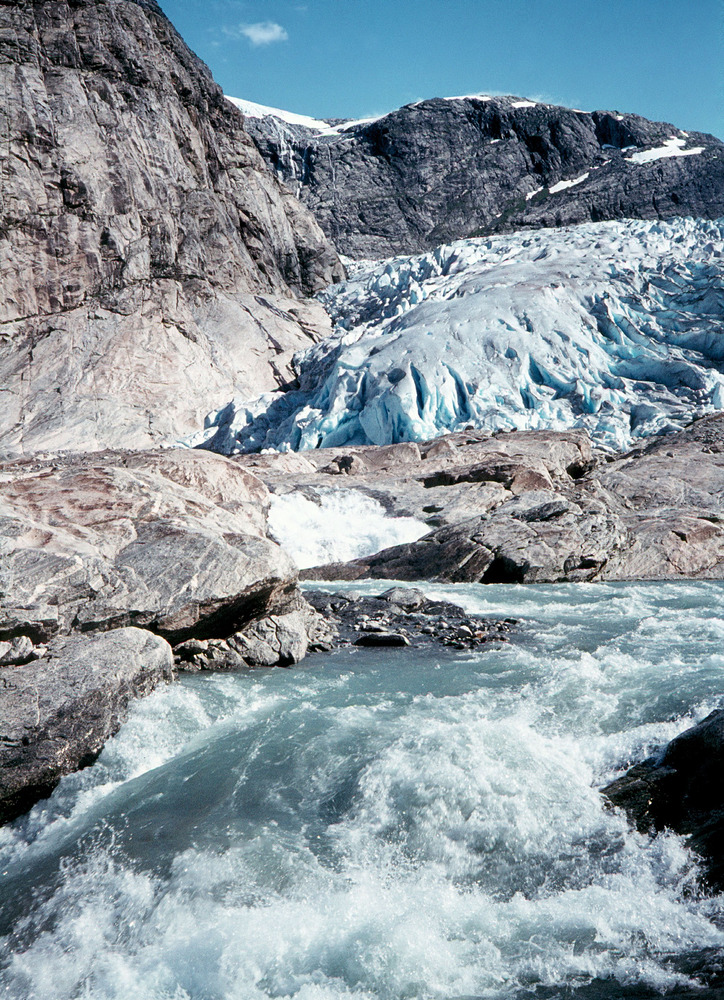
[354,632,410,647]
[603,709,724,891]
[304,589,513,650]
[0,627,174,825]
[378,587,427,610]
[174,595,336,671]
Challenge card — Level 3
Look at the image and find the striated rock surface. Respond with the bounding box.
[604,709,724,892]
[233,416,724,584]
[242,94,724,258]
[0,626,173,824]
[0,447,300,640]
[0,0,343,456]
[0,446,337,820]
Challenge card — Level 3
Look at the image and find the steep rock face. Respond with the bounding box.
[243,95,724,258]
[0,0,343,455]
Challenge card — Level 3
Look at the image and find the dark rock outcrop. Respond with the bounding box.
[0,626,173,824]
[604,710,724,892]
[236,416,724,584]
[304,587,515,650]
[0,0,343,455]
[244,96,724,258]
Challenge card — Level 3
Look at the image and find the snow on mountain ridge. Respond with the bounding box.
[194,217,724,455]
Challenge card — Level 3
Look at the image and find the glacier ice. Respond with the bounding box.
[267,489,429,569]
[194,217,724,454]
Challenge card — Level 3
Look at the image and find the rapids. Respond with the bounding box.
[2,581,724,999]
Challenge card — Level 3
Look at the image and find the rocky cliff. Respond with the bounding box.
[0,0,343,456]
[242,95,724,258]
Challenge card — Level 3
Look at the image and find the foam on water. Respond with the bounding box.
[2,582,724,999]
[267,489,429,568]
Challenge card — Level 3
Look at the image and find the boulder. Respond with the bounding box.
[0,627,173,824]
[291,417,724,584]
[0,448,298,641]
[604,710,724,891]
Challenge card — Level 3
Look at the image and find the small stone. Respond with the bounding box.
[378,587,427,610]
[0,636,37,667]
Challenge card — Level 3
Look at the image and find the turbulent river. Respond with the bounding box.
[2,581,724,1000]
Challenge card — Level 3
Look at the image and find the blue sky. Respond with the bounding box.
[158,0,723,138]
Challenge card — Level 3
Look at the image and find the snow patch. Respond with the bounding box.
[511,100,537,108]
[225,96,329,131]
[268,489,429,568]
[444,93,493,102]
[226,96,386,136]
[549,172,590,193]
[627,136,705,164]
[526,186,544,201]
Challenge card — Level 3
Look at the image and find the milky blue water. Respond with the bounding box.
[2,581,724,1000]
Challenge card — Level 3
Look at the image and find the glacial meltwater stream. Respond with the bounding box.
[2,582,724,999]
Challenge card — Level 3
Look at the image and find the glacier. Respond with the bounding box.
[194,217,724,454]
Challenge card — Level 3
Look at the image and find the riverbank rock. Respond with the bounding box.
[174,590,336,671]
[604,710,724,891]
[0,627,173,825]
[304,588,515,650]
[242,416,724,584]
[0,448,298,640]
[0,0,342,456]
[0,447,336,820]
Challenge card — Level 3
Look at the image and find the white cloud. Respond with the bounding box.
[240,21,288,46]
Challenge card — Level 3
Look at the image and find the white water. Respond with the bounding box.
[267,489,429,568]
[2,582,724,999]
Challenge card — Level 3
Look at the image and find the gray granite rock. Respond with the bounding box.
[245,96,724,258]
[0,626,173,824]
[0,0,343,456]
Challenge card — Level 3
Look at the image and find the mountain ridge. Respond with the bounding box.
[238,93,724,258]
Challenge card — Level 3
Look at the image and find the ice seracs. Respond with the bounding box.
[194,217,724,455]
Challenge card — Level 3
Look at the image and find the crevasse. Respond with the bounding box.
[192,217,724,454]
